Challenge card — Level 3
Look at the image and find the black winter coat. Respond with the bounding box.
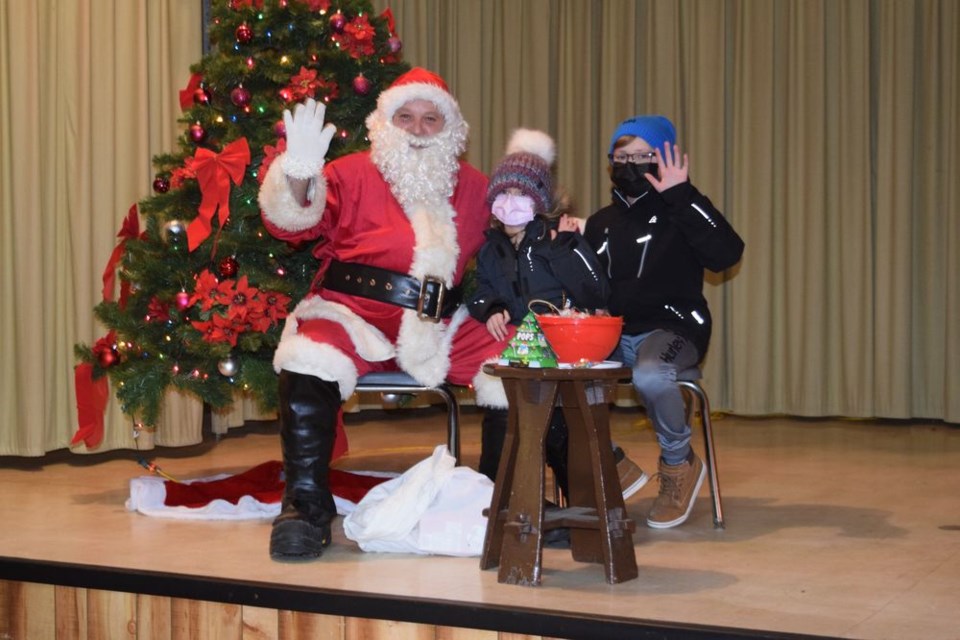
[583,181,744,356]
[467,217,609,325]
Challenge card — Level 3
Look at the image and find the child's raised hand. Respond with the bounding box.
[486,310,512,341]
[646,142,689,192]
[551,214,583,239]
[557,214,582,233]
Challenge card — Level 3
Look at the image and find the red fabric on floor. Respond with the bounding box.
[162,461,389,508]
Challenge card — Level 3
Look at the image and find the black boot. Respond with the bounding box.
[270,370,340,561]
[545,408,570,499]
[479,408,508,481]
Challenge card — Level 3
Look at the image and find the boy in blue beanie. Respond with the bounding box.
[583,115,744,528]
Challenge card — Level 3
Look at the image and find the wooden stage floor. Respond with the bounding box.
[2,405,959,639]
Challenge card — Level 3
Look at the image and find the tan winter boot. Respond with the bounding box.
[646,452,706,529]
[614,447,648,501]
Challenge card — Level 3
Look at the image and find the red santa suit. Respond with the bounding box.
[258,68,510,408]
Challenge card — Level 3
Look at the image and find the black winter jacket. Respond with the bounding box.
[467,217,609,325]
[583,182,744,356]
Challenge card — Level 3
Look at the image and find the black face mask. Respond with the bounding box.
[611,162,658,197]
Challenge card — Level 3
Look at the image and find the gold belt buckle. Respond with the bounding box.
[417,275,445,323]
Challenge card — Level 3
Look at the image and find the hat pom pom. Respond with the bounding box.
[505,128,555,166]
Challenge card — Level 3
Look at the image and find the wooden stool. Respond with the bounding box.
[479,364,638,586]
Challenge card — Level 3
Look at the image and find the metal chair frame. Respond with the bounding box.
[676,368,725,528]
[353,371,462,464]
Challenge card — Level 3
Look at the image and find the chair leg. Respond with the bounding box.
[436,384,461,464]
[679,381,725,529]
[354,382,462,465]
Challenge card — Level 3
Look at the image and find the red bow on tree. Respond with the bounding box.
[186,137,251,252]
[101,203,141,305]
[178,73,203,112]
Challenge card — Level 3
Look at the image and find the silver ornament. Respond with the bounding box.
[163,219,185,243]
[217,357,239,377]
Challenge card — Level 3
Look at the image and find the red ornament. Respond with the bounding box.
[174,291,192,311]
[152,177,170,193]
[97,348,119,368]
[352,74,372,96]
[329,11,346,33]
[219,256,239,278]
[388,36,403,54]
[230,85,251,107]
[193,86,212,105]
[274,120,287,139]
[189,122,207,144]
[235,23,253,44]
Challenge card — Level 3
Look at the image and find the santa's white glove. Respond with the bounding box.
[280,98,337,180]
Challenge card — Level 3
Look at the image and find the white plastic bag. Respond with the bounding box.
[342,445,494,556]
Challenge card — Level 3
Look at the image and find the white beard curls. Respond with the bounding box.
[366,111,467,210]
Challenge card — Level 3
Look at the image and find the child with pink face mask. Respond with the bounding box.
[467,129,607,338]
[467,130,643,510]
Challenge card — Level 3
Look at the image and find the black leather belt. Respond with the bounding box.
[320,260,462,322]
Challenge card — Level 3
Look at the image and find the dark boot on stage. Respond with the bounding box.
[479,407,509,482]
[544,409,570,500]
[270,370,340,561]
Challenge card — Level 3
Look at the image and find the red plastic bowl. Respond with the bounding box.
[536,314,623,365]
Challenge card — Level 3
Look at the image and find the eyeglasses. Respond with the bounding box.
[608,151,657,165]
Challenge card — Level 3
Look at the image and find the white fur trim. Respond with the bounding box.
[258,153,326,232]
[280,154,323,181]
[505,128,556,166]
[406,203,460,285]
[396,306,469,388]
[472,357,507,408]
[376,82,464,131]
[273,335,360,400]
[290,297,395,362]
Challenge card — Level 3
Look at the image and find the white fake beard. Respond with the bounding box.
[367,115,465,209]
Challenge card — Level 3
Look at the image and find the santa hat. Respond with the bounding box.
[608,114,677,156]
[375,67,464,131]
[486,128,556,215]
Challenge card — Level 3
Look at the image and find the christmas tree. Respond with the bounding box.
[74,0,408,447]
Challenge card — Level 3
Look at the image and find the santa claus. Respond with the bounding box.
[258,68,512,560]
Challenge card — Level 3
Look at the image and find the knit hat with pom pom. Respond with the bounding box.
[487,129,556,215]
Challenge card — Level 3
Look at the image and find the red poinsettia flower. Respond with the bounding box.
[146,297,171,323]
[231,0,264,8]
[191,269,222,311]
[245,305,273,333]
[343,15,377,58]
[345,14,376,44]
[263,291,292,324]
[170,156,197,189]
[287,66,321,101]
[187,269,288,345]
[224,275,261,322]
[192,313,242,347]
